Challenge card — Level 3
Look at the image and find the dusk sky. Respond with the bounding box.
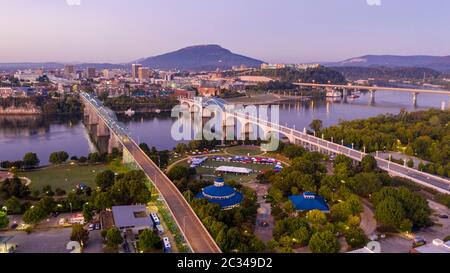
[1,0,449,63]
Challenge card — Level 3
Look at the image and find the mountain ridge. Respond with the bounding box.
[325,55,450,72]
[138,44,264,71]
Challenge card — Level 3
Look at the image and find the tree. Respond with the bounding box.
[110,171,151,205]
[70,224,89,246]
[309,119,323,133]
[1,176,30,198]
[284,200,296,214]
[49,151,69,165]
[349,173,383,197]
[95,170,116,191]
[138,229,162,253]
[4,196,21,214]
[82,203,94,222]
[106,227,123,249]
[175,143,188,154]
[291,226,312,247]
[88,152,100,163]
[308,231,340,253]
[407,159,414,168]
[344,227,368,249]
[93,192,113,210]
[361,155,378,172]
[306,210,327,232]
[0,211,9,229]
[23,152,39,168]
[374,197,405,230]
[23,206,47,224]
[167,165,190,181]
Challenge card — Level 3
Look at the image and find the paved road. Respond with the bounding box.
[123,139,221,253]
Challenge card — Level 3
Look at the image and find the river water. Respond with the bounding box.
[0,91,448,165]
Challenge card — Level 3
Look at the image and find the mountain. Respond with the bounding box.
[138,44,264,71]
[326,55,450,73]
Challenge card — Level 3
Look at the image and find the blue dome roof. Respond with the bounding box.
[195,177,243,209]
[203,184,236,198]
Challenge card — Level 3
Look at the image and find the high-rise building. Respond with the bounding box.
[131,64,142,79]
[85,67,96,79]
[64,65,75,79]
[138,67,151,82]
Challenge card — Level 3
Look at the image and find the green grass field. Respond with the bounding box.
[225,146,265,156]
[19,161,129,193]
[180,157,278,184]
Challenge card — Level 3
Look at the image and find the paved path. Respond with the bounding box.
[360,201,377,236]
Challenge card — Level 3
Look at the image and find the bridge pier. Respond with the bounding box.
[108,134,122,154]
[342,88,348,102]
[369,90,376,105]
[413,92,419,107]
[97,121,110,137]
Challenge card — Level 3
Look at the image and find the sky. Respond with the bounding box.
[0,0,449,63]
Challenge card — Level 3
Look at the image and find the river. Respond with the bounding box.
[0,91,448,165]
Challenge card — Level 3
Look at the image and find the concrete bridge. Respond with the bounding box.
[295,82,450,107]
[80,92,221,253]
[180,98,450,194]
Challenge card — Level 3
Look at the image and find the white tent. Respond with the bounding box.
[216,166,253,174]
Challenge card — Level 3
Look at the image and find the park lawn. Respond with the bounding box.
[20,164,110,192]
[225,146,265,156]
[190,159,278,184]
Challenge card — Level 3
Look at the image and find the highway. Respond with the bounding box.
[294,82,450,95]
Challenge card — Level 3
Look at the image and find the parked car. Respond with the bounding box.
[88,224,95,231]
[439,214,449,219]
[10,223,18,229]
[95,223,101,230]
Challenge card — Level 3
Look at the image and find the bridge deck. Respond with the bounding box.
[295,83,450,95]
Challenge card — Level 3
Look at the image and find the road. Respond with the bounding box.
[123,139,221,253]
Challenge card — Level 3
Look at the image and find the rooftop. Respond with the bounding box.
[111,205,153,229]
[289,192,330,212]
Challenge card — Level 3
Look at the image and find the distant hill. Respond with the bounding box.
[325,55,450,73]
[138,44,264,71]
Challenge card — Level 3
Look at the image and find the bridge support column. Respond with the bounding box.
[369,90,375,105]
[97,121,110,138]
[108,134,123,154]
[83,105,90,123]
[413,92,419,107]
[342,88,348,102]
[88,111,99,125]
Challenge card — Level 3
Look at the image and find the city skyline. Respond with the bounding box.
[1,0,450,63]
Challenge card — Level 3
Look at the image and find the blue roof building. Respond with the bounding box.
[195,177,243,210]
[289,192,330,212]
